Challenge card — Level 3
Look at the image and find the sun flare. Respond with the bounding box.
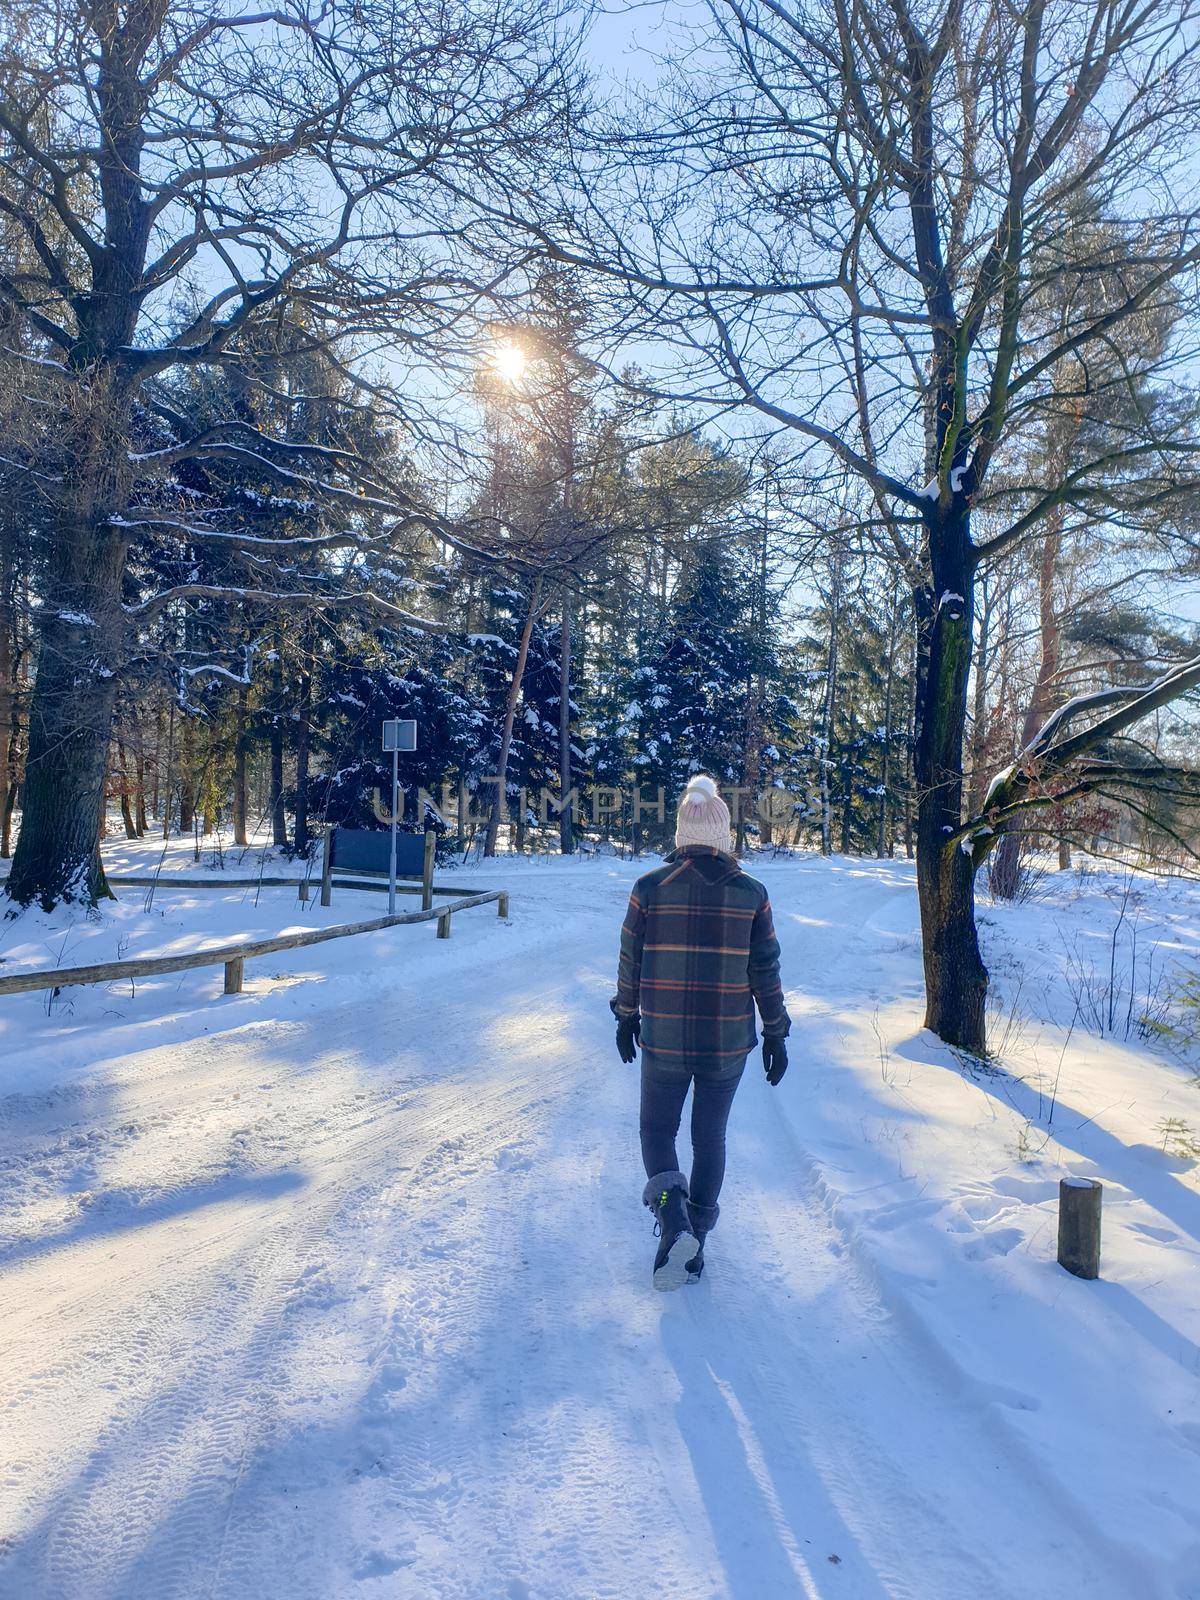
[488,340,527,386]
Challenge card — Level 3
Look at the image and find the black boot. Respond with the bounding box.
[643,1171,699,1291]
[685,1201,720,1280]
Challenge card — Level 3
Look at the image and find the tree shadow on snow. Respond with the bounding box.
[0,1167,308,1270]
[1093,1279,1200,1380]
[892,1030,1200,1250]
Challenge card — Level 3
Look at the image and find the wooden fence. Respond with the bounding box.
[0,889,509,1000]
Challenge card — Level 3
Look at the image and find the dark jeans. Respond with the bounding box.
[639,1056,746,1212]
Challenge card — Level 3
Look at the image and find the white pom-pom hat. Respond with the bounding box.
[674,773,732,853]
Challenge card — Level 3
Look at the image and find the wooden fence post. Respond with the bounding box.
[422,830,436,912]
[320,830,333,907]
[224,956,245,994]
[498,892,509,918]
[1058,1177,1102,1279]
[437,908,451,939]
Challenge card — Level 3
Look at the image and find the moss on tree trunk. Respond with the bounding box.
[912,511,989,1056]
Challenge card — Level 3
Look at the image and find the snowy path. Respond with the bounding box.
[1,860,1196,1598]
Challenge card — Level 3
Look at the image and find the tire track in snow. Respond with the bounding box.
[2,1064,578,1598]
[0,939,600,1598]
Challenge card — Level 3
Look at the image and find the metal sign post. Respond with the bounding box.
[388,743,399,914]
[381,720,418,915]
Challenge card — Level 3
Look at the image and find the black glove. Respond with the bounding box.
[616,1014,641,1064]
[763,1035,788,1086]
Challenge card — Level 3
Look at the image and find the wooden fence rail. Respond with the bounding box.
[0,890,509,999]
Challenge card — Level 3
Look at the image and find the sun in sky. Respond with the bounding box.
[488,339,527,386]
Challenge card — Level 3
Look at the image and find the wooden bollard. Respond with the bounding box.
[298,879,308,903]
[498,892,509,919]
[223,956,245,995]
[437,908,451,939]
[1058,1177,1102,1279]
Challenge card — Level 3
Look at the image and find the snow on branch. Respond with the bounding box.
[124,583,443,633]
[1020,686,1155,759]
[1026,654,1200,765]
[107,512,422,552]
[951,651,1200,864]
[178,661,252,687]
[128,422,363,473]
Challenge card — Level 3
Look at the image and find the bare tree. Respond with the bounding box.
[0,0,578,907]
[533,0,1200,1051]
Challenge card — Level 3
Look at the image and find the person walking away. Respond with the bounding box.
[611,774,790,1289]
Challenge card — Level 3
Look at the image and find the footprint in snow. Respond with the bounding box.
[990,1174,1058,1204]
[962,1226,1022,1261]
[352,1543,417,1579]
[982,1381,1042,1413]
[373,1361,408,1393]
[286,1262,342,1310]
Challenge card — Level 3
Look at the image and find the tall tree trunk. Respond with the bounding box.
[913,510,988,1055]
[839,676,856,854]
[819,563,841,856]
[269,641,288,848]
[178,707,201,836]
[1,769,16,858]
[0,556,12,860]
[151,703,163,822]
[294,638,312,856]
[233,682,249,847]
[485,577,542,858]
[115,736,138,839]
[201,736,216,835]
[876,587,899,857]
[558,589,574,854]
[741,495,771,852]
[2,690,21,858]
[902,607,917,860]
[1,563,22,857]
[456,770,468,853]
[161,698,175,839]
[178,718,195,836]
[133,728,148,835]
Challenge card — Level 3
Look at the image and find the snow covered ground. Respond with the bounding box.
[1,841,1197,1599]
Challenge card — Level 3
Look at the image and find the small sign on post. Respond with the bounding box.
[382,720,418,914]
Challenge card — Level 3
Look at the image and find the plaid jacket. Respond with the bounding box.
[612,846,790,1074]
